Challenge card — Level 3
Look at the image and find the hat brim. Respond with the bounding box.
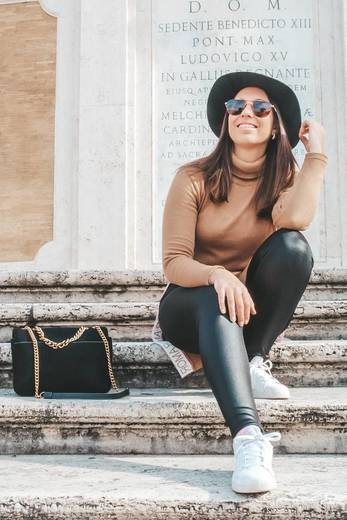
[207,72,301,149]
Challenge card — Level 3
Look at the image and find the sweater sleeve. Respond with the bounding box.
[272,152,328,231]
[162,168,227,287]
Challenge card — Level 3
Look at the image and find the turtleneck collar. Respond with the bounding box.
[231,150,266,181]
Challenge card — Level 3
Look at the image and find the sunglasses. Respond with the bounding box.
[225,99,277,118]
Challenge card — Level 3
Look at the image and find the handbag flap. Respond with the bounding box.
[12,326,109,344]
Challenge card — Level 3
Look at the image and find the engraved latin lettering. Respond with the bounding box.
[270,51,288,61]
[161,72,175,82]
[268,0,280,10]
[228,0,241,12]
[189,1,201,14]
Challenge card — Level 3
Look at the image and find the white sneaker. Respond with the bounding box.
[232,428,281,493]
[249,356,290,399]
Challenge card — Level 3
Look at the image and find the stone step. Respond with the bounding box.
[0,453,345,519]
[0,387,345,455]
[1,339,346,388]
[0,268,346,302]
[0,299,346,342]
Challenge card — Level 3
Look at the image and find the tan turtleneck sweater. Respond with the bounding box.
[162,150,328,287]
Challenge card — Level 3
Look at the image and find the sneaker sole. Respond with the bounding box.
[232,479,277,494]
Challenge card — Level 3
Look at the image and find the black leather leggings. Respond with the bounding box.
[158,229,314,438]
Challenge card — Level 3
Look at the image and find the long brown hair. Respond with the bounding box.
[176,96,299,220]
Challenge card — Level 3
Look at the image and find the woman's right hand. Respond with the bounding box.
[209,269,257,326]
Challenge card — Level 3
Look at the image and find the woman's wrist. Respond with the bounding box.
[208,266,227,285]
[306,148,324,154]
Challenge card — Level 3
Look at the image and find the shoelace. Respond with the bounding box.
[251,359,283,385]
[235,431,281,467]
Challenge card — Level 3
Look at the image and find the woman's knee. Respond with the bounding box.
[262,229,313,273]
[275,229,314,271]
[281,228,313,255]
[246,229,314,291]
[159,284,220,332]
[158,284,227,354]
[194,285,223,319]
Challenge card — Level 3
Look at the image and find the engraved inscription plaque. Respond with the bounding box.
[152,0,316,263]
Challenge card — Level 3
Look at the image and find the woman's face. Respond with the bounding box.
[227,86,276,147]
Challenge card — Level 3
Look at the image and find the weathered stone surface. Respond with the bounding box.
[0,269,166,287]
[0,270,166,303]
[0,2,56,263]
[1,339,346,388]
[0,300,346,342]
[0,388,345,455]
[0,304,32,323]
[0,269,345,303]
[0,454,345,519]
[0,268,346,285]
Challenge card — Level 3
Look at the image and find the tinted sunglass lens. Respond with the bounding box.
[226,100,245,114]
[225,100,273,117]
[253,101,272,117]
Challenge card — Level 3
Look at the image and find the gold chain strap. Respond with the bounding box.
[32,326,88,349]
[24,326,42,399]
[23,325,119,398]
[93,326,119,391]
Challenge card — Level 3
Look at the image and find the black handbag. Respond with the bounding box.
[11,325,129,399]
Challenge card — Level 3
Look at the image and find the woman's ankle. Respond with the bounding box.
[235,424,263,438]
[185,352,203,371]
[249,354,264,363]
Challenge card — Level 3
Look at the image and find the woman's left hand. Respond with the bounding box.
[298,119,326,153]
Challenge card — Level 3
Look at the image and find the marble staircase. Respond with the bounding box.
[0,269,346,519]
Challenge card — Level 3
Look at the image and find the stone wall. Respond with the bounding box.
[0,1,56,261]
[0,0,345,271]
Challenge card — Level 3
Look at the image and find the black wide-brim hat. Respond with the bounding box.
[207,71,302,149]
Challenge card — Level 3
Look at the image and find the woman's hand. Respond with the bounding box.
[209,269,257,326]
[298,119,326,153]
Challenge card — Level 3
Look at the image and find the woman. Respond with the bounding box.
[152,71,328,494]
